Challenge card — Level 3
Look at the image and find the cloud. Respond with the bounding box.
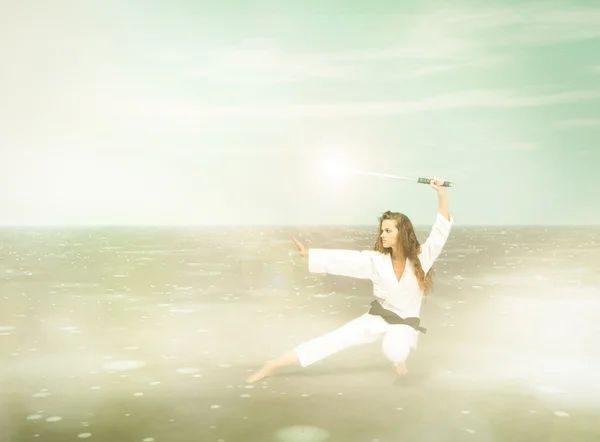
[183,12,497,84]
[403,64,458,77]
[114,89,600,122]
[399,61,483,79]
[188,47,353,83]
[451,142,540,153]
[185,46,494,85]
[184,45,497,85]
[431,2,600,47]
[319,3,600,65]
[503,142,540,150]
[175,3,600,85]
[497,90,600,107]
[560,118,600,128]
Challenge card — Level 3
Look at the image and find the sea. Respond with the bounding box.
[1,225,599,442]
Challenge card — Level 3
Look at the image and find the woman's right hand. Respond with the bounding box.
[291,235,308,257]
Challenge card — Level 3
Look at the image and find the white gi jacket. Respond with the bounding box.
[308,212,453,320]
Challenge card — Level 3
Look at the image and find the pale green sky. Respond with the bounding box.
[1,1,599,226]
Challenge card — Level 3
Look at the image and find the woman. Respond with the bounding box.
[246,177,453,383]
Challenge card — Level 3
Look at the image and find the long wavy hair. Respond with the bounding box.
[373,210,434,296]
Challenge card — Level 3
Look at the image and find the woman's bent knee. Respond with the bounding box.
[382,341,411,364]
[381,325,415,364]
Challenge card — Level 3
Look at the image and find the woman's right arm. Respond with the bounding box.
[292,235,374,280]
[307,248,375,280]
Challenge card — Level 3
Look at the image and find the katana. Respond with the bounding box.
[345,169,454,187]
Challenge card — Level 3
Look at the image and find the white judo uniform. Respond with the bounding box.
[294,211,454,367]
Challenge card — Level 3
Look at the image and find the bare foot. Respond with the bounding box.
[246,351,300,383]
[246,363,277,383]
[395,362,408,376]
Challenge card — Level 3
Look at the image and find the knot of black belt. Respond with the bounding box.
[367,300,427,334]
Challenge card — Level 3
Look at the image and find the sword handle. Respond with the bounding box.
[417,177,453,187]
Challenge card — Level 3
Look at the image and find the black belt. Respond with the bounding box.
[367,300,427,334]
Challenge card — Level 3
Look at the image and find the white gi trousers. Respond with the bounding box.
[294,313,419,367]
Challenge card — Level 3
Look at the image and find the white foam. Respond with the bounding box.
[77,433,92,439]
[102,360,146,371]
[46,416,62,422]
[176,367,199,374]
[274,425,330,442]
[26,415,43,420]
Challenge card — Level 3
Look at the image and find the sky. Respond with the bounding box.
[1,0,599,226]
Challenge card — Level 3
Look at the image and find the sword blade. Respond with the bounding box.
[347,169,414,181]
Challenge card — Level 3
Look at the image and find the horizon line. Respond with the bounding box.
[0,223,598,228]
